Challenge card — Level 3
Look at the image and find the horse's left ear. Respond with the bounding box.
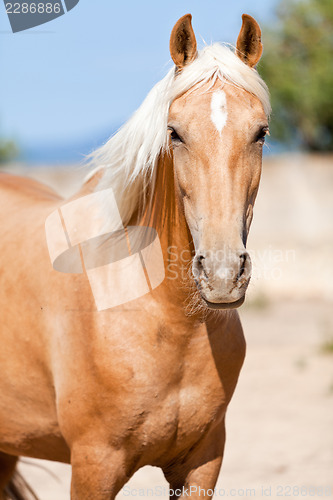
[170,14,197,70]
[236,14,263,68]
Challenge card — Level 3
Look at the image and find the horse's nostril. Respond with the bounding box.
[195,254,208,280]
[238,253,248,280]
[197,254,205,264]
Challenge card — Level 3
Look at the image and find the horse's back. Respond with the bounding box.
[0,172,62,291]
[0,172,62,205]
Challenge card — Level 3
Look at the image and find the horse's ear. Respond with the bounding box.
[236,14,263,68]
[170,14,197,70]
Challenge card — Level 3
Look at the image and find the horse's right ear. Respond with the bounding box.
[170,14,197,70]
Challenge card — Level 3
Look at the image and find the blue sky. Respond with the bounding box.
[0,0,278,162]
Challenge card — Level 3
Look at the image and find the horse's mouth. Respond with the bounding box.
[200,295,245,310]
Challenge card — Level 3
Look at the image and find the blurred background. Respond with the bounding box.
[1,0,332,498]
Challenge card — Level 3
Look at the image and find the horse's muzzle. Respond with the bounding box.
[192,248,252,308]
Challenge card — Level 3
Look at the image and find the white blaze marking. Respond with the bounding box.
[210,90,228,134]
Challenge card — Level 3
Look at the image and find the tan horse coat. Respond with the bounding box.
[0,14,268,500]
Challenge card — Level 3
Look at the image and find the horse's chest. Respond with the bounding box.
[136,342,227,455]
[63,315,244,465]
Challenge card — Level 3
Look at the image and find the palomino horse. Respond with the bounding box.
[0,14,270,500]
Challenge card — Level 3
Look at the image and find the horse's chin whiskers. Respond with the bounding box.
[179,261,226,319]
[176,258,207,318]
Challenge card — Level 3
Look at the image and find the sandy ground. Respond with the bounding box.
[2,154,333,499]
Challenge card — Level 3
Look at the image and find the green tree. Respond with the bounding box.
[0,139,18,164]
[0,119,18,164]
[259,0,333,151]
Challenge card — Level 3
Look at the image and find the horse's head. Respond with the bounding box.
[168,14,269,309]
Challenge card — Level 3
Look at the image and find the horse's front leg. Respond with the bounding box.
[70,442,129,500]
[163,419,226,500]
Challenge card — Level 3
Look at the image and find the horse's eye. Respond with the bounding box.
[255,126,269,144]
[168,127,183,144]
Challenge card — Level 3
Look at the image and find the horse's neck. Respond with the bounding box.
[142,153,198,314]
[79,154,198,317]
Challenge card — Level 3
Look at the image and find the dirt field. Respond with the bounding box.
[3,154,333,499]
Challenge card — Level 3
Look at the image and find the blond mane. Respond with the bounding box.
[86,43,271,225]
